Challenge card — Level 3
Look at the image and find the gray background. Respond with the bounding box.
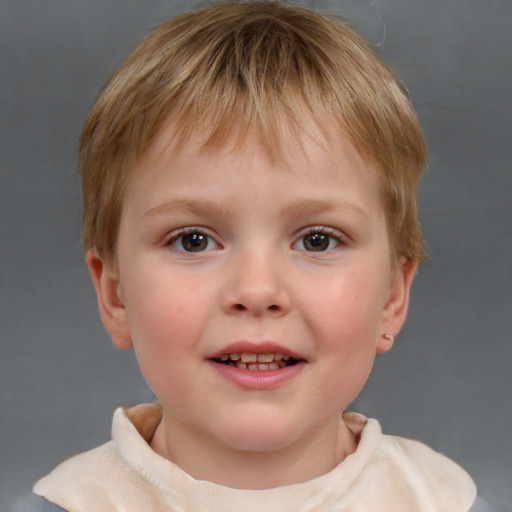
[1,1,510,510]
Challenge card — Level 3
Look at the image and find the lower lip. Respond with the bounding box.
[208,360,305,390]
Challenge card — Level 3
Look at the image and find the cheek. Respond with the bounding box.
[126,290,204,406]
[120,269,210,378]
[305,271,387,342]
[123,258,210,335]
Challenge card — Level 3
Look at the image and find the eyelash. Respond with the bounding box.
[293,226,347,253]
[164,226,347,253]
[165,227,220,253]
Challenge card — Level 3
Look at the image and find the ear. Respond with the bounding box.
[376,259,418,353]
[86,249,133,349]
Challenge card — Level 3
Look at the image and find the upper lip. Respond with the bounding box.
[206,341,306,361]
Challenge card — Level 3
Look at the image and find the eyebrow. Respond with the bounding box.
[144,197,370,224]
[280,199,371,224]
[143,199,234,219]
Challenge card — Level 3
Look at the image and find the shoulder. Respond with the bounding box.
[378,432,477,510]
[32,404,166,512]
[386,433,476,488]
[341,413,478,511]
[33,441,119,488]
[32,441,122,510]
[387,437,510,512]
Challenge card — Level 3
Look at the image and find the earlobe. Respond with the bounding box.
[86,249,133,349]
[376,259,418,353]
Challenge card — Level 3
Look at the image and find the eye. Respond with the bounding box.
[167,230,218,252]
[293,228,342,252]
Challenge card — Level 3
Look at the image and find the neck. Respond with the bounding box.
[150,409,357,490]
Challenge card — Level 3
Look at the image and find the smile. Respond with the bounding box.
[212,352,300,371]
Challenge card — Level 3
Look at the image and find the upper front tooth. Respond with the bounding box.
[229,353,241,361]
[257,353,274,363]
[241,352,257,363]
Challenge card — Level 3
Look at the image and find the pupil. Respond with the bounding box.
[183,233,207,252]
[305,233,328,251]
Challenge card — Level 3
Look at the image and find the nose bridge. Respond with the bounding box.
[223,244,290,316]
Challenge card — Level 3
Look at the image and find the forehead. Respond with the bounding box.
[132,113,377,182]
[122,117,384,226]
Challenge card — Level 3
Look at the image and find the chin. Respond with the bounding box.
[217,418,306,453]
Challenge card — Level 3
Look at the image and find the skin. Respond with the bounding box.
[87,123,417,490]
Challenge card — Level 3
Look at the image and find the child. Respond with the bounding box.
[31,1,492,510]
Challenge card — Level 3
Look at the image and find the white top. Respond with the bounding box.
[34,403,476,512]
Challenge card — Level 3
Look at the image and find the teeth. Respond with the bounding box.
[241,352,257,363]
[234,360,289,371]
[248,363,276,371]
[218,352,297,370]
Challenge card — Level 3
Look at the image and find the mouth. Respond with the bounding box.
[211,352,302,371]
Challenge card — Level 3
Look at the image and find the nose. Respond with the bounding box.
[221,250,292,317]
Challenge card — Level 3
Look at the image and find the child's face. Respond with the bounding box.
[89,122,414,456]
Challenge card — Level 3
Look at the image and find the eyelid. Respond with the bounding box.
[292,225,350,252]
[300,225,348,242]
[164,226,221,250]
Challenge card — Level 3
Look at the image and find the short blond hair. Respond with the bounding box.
[80,0,427,264]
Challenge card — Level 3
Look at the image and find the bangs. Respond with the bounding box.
[80,1,426,262]
[89,1,412,164]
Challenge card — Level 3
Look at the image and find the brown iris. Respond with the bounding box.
[303,233,330,251]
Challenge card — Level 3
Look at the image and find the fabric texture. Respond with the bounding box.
[34,403,477,512]
[26,495,510,512]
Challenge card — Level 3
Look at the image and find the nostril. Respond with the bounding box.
[232,303,279,312]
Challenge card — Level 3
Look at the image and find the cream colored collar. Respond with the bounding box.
[34,402,476,512]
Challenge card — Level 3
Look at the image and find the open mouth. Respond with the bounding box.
[212,352,301,371]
